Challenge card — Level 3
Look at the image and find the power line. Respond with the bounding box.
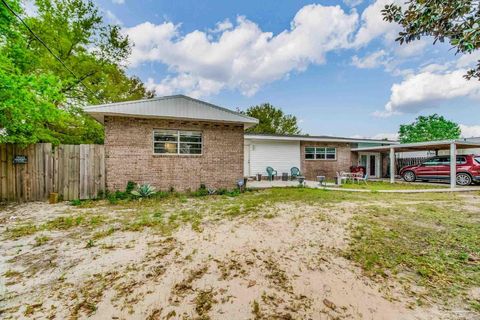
[1,0,98,99]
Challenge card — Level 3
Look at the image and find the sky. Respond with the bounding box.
[95,0,480,139]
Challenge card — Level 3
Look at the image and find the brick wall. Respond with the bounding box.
[300,142,356,180]
[104,116,244,191]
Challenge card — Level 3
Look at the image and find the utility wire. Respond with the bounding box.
[1,0,98,99]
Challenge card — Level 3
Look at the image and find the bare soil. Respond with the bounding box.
[0,196,475,319]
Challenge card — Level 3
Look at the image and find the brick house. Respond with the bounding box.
[85,95,258,191]
[244,134,397,180]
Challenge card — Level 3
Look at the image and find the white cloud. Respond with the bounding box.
[394,39,429,58]
[112,0,125,4]
[460,124,480,138]
[125,4,359,97]
[104,10,123,26]
[209,19,233,33]
[375,68,480,116]
[351,50,388,69]
[456,51,480,68]
[353,0,403,47]
[343,0,363,7]
[146,75,224,99]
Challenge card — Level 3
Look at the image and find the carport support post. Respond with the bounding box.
[389,147,395,184]
[450,142,456,189]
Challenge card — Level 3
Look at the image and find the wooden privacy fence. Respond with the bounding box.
[0,143,105,202]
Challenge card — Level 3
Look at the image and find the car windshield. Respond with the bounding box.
[475,157,480,165]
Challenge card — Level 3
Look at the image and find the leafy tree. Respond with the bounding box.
[0,0,154,145]
[0,0,66,145]
[398,114,461,143]
[244,103,301,135]
[382,1,480,80]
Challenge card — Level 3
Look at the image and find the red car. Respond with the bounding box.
[400,154,480,186]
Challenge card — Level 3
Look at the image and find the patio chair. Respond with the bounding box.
[336,172,348,185]
[290,167,301,180]
[266,166,278,181]
[355,173,368,184]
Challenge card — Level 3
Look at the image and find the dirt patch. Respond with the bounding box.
[0,197,475,319]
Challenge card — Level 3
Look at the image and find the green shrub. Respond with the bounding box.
[190,185,209,197]
[131,184,157,198]
[106,193,118,204]
[125,181,136,193]
[70,199,82,206]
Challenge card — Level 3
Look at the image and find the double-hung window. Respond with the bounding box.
[305,147,336,160]
[153,130,202,155]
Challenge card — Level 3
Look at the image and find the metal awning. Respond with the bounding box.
[352,139,480,153]
[352,140,480,189]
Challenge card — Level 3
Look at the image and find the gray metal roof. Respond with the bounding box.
[352,139,480,152]
[245,133,398,144]
[84,95,259,128]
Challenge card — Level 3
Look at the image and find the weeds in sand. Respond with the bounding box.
[5,223,37,239]
[33,235,50,247]
[194,289,217,319]
[92,227,115,240]
[216,256,247,280]
[4,269,21,278]
[23,303,42,316]
[172,265,209,298]
[85,239,95,248]
[252,300,261,319]
[346,203,480,305]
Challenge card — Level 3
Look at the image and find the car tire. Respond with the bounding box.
[402,171,416,182]
[456,172,472,186]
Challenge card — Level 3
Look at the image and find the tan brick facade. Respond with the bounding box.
[300,142,357,180]
[104,116,244,191]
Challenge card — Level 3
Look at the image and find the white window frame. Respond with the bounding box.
[153,129,203,156]
[305,147,336,160]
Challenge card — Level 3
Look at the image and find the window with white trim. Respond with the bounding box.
[153,130,202,155]
[305,147,336,160]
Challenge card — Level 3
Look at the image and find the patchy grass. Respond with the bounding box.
[339,181,447,191]
[33,235,50,247]
[194,289,217,319]
[3,188,458,242]
[5,223,37,239]
[346,202,480,306]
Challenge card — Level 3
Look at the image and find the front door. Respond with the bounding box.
[359,153,381,178]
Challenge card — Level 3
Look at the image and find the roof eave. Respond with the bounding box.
[244,134,398,144]
[352,139,480,152]
[86,111,258,129]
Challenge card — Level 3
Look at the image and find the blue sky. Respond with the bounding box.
[97,0,480,139]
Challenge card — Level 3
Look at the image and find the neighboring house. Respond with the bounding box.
[244,134,397,180]
[84,95,258,191]
[439,137,480,156]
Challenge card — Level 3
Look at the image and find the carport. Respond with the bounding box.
[352,140,480,189]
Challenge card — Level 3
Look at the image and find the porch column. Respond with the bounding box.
[450,142,456,189]
[389,147,395,183]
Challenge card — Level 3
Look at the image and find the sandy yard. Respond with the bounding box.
[1,188,479,319]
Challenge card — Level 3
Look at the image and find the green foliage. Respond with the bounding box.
[244,103,301,135]
[70,199,82,206]
[0,0,153,145]
[398,114,461,143]
[190,185,209,197]
[85,239,95,248]
[382,0,480,80]
[125,181,136,194]
[131,184,157,198]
